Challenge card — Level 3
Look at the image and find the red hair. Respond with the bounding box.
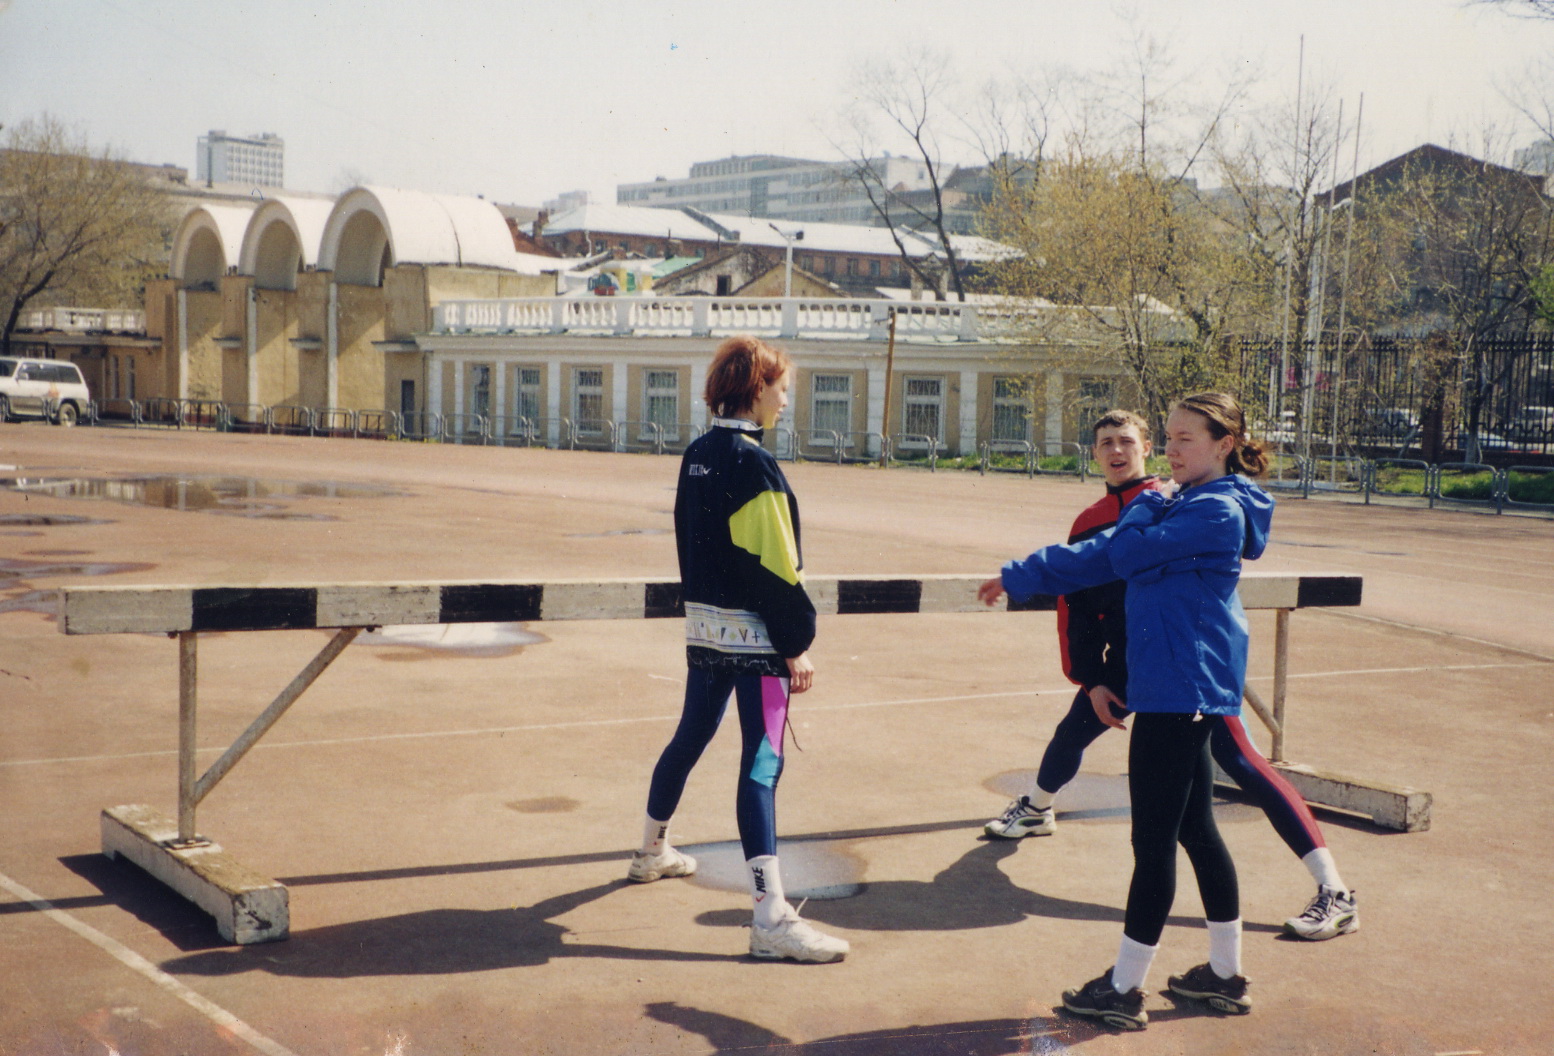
[704,335,791,417]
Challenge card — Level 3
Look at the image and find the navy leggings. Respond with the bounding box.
[1125,712,1239,944]
[646,668,789,861]
[1036,688,1326,859]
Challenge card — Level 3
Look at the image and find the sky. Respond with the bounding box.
[2,0,1552,208]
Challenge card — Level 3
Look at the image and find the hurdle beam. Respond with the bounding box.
[57,571,1383,943]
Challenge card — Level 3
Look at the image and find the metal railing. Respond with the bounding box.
[442,413,490,445]
[267,405,314,436]
[570,419,616,451]
[399,411,443,442]
[50,396,1554,517]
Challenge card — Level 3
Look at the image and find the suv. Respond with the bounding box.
[0,357,91,426]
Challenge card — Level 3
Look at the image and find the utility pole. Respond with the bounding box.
[879,308,897,466]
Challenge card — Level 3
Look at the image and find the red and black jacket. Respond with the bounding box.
[1055,476,1161,693]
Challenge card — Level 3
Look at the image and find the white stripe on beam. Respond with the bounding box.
[540,581,650,621]
[315,585,440,627]
[62,587,194,635]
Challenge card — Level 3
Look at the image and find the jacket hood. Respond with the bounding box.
[1209,474,1274,559]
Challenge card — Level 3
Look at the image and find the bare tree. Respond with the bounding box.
[1470,0,1554,18]
[0,116,170,356]
[835,50,971,301]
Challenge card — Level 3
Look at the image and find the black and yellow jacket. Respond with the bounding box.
[676,417,815,675]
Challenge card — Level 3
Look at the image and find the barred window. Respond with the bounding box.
[812,374,852,435]
[645,369,679,438]
[992,377,1031,443]
[469,364,491,420]
[515,367,541,422]
[575,368,605,434]
[903,376,943,441]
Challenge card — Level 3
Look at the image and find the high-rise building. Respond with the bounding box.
[196,130,284,188]
[617,154,936,227]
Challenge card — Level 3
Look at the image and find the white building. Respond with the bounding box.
[617,154,934,227]
[196,130,285,188]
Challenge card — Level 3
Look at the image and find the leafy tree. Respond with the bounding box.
[0,116,170,356]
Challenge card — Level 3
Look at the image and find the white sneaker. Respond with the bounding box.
[749,912,849,963]
[627,847,697,883]
[984,796,1056,839]
[1283,885,1358,940]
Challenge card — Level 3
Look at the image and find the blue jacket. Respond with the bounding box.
[1001,474,1274,715]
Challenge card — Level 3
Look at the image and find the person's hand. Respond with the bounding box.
[978,576,1006,607]
[1088,684,1129,730]
[786,652,814,694]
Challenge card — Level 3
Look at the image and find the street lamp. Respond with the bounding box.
[768,223,804,298]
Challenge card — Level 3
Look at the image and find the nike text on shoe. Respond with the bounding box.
[1060,970,1148,1031]
[983,796,1056,839]
[748,912,849,963]
[1283,885,1358,941]
[627,847,697,883]
[1167,962,1252,1015]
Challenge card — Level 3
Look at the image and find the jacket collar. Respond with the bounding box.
[1107,475,1158,497]
[712,416,764,438]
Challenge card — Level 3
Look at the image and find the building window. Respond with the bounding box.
[1077,377,1114,440]
[514,367,542,423]
[574,367,605,434]
[106,355,120,400]
[469,364,491,420]
[644,369,679,439]
[991,377,1032,444]
[811,373,852,436]
[869,259,881,278]
[903,376,943,442]
[126,355,136,400]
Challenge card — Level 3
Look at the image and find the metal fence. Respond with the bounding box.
[1234,333,1554,464]
[46,396,1554,516]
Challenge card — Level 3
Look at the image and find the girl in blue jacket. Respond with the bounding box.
[979,392,1274,1030]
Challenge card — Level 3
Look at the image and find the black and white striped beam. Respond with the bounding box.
[59,572,1362,636]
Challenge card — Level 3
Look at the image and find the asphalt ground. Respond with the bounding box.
[1,424,1551,1056]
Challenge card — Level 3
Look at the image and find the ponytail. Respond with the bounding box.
[1171,392,1268,478]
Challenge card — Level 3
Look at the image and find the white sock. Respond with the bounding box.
[747,855,791,929]
[1028,786,1056,811]
[1110,935,1158,993]
[1302,848,1348,896]
[641,816,670,856]
[1207,918,1242,979]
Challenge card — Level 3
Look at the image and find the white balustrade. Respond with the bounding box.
[430,296,997,343]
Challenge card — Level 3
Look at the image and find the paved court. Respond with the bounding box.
[1,424,1551,1056]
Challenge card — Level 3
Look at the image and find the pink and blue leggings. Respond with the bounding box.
[646,668,789,860]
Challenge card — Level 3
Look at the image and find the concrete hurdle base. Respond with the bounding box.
[1214,761,1432,832]
[101,804,289,944]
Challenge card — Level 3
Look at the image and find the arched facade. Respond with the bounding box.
[239,197,334,291]
[170,204,256,289]
[148,185,556,417]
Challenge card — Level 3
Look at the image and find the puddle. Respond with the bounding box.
[0,557,156,582]
[506,797,580,814]
[681,839,865,901]
[0,589,59,616]
[566,527,670,538]
[358,622,548,658]
[0,475,406,519]
[0,513,108,527]
[0,557,156,618]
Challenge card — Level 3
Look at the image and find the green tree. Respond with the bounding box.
[0,116,170,356]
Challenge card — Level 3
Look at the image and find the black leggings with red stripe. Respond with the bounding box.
[1124,712,1240,945]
